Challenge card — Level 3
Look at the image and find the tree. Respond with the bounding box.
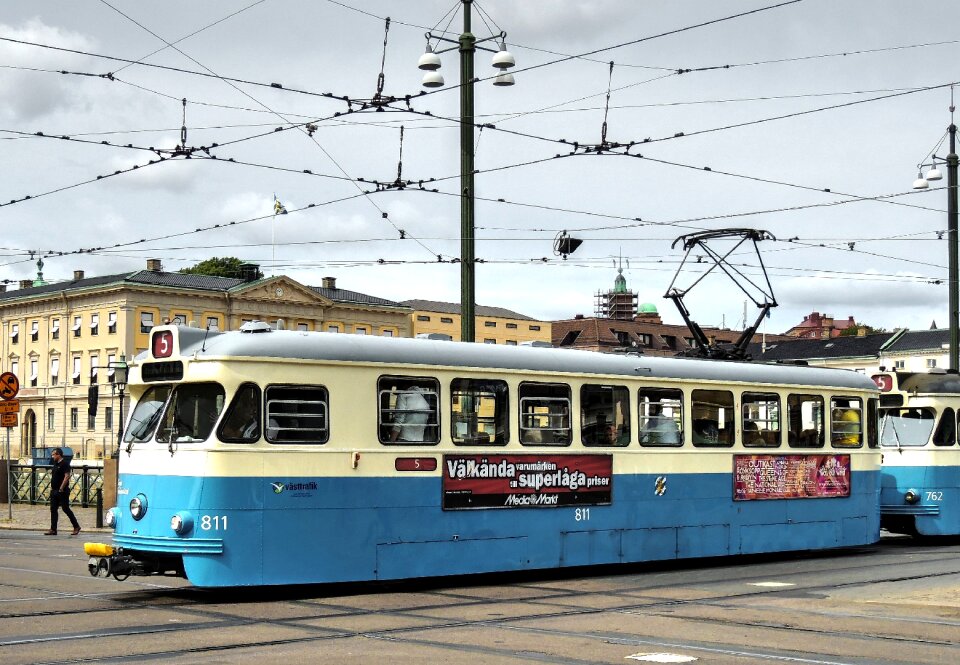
[839,323,886,336]
[179,257,262,279]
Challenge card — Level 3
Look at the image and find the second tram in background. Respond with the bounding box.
[874,369,960,536]
[86,324,882,587]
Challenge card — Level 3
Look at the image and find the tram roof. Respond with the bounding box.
[168,326,878,391]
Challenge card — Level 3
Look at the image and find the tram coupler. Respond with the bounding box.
[84,543,139,580]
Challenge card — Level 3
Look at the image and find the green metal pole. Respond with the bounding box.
[948,123,958,370]
[459,0,476,343]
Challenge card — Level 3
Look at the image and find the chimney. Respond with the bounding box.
[0,284,6,293]
[322,276,337,289]
[146,258,163,272]
[73,270,85,281]
[19,279,32,289]
[239,263,260,282]
[574,314,584,320]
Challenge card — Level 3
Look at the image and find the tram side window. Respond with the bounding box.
[451,378,509,446]
[639,388,683,447]
[218,383,262,443]
[265,385,329,444]
[691,389,734,447]
[519,382,571,446]
[581,384,630,447]
[378,376,440,445]
[880,407,936,447]
[867,398,879,448]
[787,394,824,448]
[156,383,226,444]
[741,392,781,447]
[830,397,863,448]
[933,407,957,446]
[123,385,172,443]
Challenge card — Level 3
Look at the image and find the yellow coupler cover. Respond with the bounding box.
[84,543,114,557]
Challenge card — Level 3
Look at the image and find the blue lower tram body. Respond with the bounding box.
[113,471,881,588]
[880,465,959,536]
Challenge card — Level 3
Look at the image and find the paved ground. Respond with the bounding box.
[0,502,111,534]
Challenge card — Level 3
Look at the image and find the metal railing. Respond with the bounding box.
[8,464,103,507]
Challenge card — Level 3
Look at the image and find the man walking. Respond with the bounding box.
[45,448,80,536]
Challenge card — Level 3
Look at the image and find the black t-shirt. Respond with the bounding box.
[51,458,70,493]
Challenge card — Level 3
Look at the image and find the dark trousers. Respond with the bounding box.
[50,491,79,532]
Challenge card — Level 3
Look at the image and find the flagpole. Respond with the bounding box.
[272,214,276,277]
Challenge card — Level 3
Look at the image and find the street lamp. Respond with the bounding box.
[109,355,128,457]
[912,109,958,371]
[417,0,516,343]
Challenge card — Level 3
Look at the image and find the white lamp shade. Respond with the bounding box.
[491,47,515,69]
[913,177,930,190]
[421,71,445,88]
[926,167,943,181]
[418,49,442,71]
[493,72,515,87]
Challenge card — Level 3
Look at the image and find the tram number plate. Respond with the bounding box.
[200,515,228,531]
[926,491,943,502]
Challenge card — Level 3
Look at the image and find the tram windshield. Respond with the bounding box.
[124,385,172,443]
[156,383,225,443]
[879,407,936,447]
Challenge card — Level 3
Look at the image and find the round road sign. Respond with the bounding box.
[0,372,20,400]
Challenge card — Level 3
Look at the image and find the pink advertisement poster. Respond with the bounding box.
[734,454,851,501]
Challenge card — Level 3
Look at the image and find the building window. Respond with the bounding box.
[377,376,440,445]
[29,359,38,387]
[70,408,79,431]
[10,360,18,377]
[894,360,905,369]
[47,408,55,430]
[171,313,187,325]
[559,330,581,346]
[637,333,652,346]
[108,311,117,334]
[484,321,496,327]
[51,319,60,340]
[105,407,113,430]
[72,356,82,385]
[50,357,60,386]
[484,338,496,344]
[90,313,99,336]
[327,325,339,333]
[416,315,431,322]
[88,411,96,430]
[206,316,220,331]
[9,323,18,345]
[927,358,937,368]
[297,322,309,332]
[355,327,367,335]
[529,325,541,331]
[440,317,453,324]
[506,340,517,346]
[107,353,116,383]
[506,323,518,329]
[72,315,82,337]
[382,330,394,337]
[140,311,154,333]
[30,321,39,342]
[90,355,99,383]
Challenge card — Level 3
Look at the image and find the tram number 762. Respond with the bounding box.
[926,491,943,502]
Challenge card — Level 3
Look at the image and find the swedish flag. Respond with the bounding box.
[273,194,288,215]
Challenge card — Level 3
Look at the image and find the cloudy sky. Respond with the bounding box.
[2,0,959,335]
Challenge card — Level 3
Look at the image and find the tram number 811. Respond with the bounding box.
[200,515,229,531]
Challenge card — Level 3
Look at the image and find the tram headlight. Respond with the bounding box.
[904,489,920,504]
[104,507,118,529]
[170,511,193,536]
[129,494,148,520]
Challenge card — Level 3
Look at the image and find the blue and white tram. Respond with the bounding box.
[874,370,960,536]
[86,324,881,587]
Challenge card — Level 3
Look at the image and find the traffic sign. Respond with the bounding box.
[0,399,19,414]
[0,372,19,400]
[1,413,16,428]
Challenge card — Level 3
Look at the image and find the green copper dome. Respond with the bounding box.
[638,302,658,314]
[613,268,627,293]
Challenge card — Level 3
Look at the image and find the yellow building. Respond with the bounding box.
[401,299,551,345]
[0,261,410,460]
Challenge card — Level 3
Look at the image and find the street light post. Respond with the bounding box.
[418,0,515,343]
[914,111,959,371]
[109,355,128,457]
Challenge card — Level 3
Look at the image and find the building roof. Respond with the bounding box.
[310,286,406,309]
[746,332,896,361]
[400,299,536,321]
[884,328,950,353]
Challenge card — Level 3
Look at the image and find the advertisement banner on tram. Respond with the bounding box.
[442,453,613,509]
[733,454,851,500]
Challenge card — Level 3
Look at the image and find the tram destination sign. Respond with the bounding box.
[442,453,612,510]
[733,454,851,501]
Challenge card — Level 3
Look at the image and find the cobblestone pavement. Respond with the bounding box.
[0,502,112,534]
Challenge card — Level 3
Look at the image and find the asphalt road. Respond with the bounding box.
[0,532,958,665]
